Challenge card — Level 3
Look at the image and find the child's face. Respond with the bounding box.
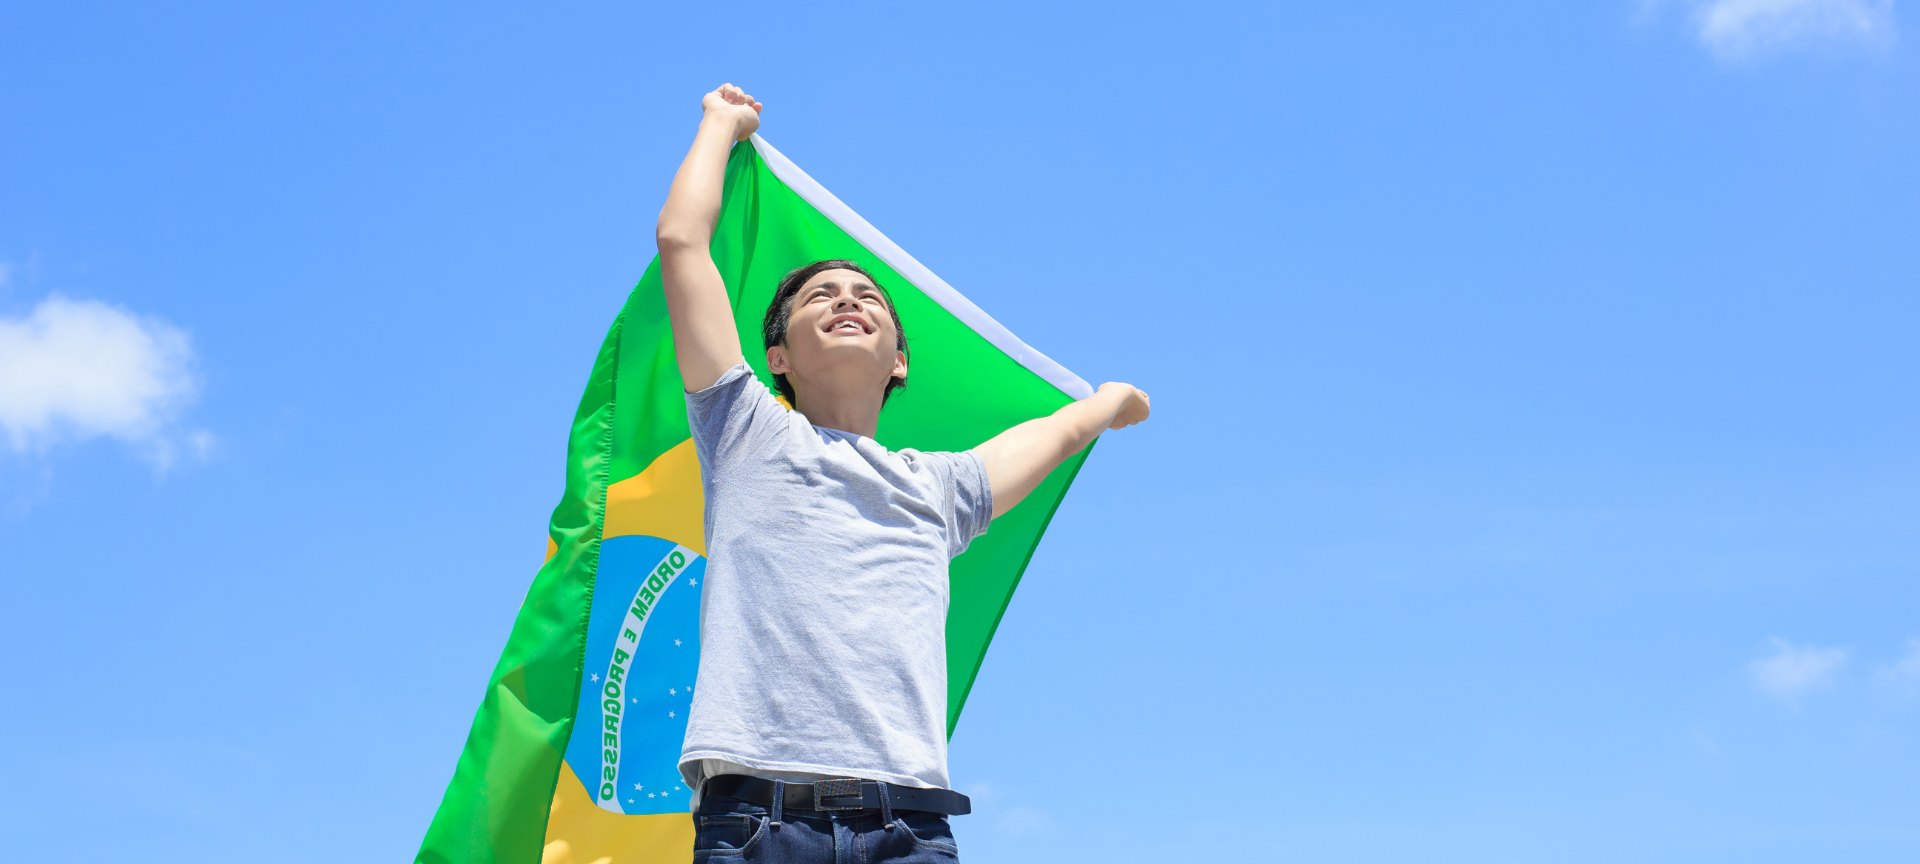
[767,269,907,404]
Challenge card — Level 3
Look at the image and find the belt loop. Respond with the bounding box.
[877,781,895,830]
[770,780,784,830]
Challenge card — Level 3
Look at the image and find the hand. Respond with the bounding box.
[701,83,763,141]
[1100,382,1151,430]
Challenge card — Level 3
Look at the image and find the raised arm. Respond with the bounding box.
[656,84,763,391]
[974,383,1151,518]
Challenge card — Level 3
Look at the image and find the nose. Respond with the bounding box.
[833,294,863,312]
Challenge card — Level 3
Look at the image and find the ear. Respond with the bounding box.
[767,344,791,375]
[890,351,908,382]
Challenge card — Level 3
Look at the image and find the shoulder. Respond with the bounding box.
[685,364,798,464]
[893,447,937,471]
[892,447,985,483]
[891,447,993,546]
[688,363,767,400]
[688,364,791,419]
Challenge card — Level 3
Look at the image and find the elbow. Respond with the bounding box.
[654,224,705,254]
[654,208,710,253]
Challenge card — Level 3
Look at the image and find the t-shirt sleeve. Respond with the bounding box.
[685,364,788,476]
[912,449,995,558]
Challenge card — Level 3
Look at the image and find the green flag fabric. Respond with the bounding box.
[416,136,1095,864]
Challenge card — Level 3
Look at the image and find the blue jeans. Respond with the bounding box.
[692,791,960,863]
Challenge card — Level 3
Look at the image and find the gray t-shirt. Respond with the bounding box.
[678,364,993,794]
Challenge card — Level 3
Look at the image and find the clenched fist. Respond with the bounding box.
[701,83,763,142]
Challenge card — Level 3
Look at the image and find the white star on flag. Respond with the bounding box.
[689,578,697,586]
[674,639,683,646]
[648,793,656,798]
[590,673,599,682]
[634,784,643,791]
[668,710,676,717]
[668,688,676,695]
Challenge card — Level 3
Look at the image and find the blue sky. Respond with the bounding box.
[2,1,1917,861]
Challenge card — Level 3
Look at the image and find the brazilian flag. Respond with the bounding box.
[416,136,1095,864]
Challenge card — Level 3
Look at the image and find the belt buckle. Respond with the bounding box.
[811,778,864,811]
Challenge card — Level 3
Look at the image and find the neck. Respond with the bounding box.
[789,377,885,438]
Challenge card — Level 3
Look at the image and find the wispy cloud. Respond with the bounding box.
[999,806,1055,836]
[1693,0,1897,59]
[963,781,1055,837]
[1875,638,1920,694]
[1750,638,1848,700]
[0,294,208,468]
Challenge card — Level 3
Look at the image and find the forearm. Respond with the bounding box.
[1044,385,1133,455]
[978,386,1136,517]
[656,105,754,390]
[656,114,742,251]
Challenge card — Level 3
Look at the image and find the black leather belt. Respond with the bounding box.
[705,774,971,816]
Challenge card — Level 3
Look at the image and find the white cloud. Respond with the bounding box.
[1750,638,1848,700]
[1875,638,1920,693]
[997,806,1055,836]
[0,294,206,466]
[962,781,1054,837]
[1693,0,1897,59]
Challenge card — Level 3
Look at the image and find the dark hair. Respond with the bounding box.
[761,259,909,408]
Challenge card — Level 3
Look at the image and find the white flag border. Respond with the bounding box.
[750,134,1095,401]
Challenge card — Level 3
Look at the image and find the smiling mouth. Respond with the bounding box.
[824,315,872,335]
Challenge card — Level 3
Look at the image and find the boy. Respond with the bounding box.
[657,83,1150,863]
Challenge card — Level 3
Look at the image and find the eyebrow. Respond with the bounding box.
[809,280,884,298]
